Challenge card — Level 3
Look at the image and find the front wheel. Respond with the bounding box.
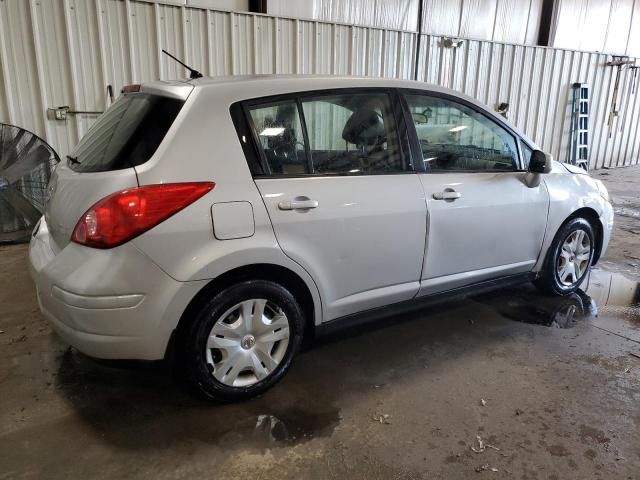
[535,217,595,295]
[180,280,305,402]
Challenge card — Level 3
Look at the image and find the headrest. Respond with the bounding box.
[342,108,385,145]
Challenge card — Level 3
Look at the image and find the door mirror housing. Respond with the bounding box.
[528,150,552,174]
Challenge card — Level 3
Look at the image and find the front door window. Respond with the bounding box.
[405,94,520,172]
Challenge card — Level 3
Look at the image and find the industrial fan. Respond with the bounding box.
[0,123,59,244]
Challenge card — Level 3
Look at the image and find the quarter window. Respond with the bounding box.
[248,101,308,175]
[405,94,519,172]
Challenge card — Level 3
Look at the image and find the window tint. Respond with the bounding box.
[405,94,519,172]
[301,93,403,174]
[69,93,184,172]
[248,101,309,175]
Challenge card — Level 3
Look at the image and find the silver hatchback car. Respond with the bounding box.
[30,76,613,401]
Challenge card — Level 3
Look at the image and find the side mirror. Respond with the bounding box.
[528,150,552,174]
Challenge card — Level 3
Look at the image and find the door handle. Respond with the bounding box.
[278,199,319,210]
[433,190,461,201]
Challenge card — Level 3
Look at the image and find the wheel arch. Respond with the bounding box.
[167,263,319,360]
[565,207,604,265]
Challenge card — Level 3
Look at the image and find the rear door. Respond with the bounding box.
[44,89,187,252]
[243,89,427,321]
[402,90,549,295]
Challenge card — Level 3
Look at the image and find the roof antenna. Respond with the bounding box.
[161,49,203,79]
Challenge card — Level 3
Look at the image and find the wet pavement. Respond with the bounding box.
[592,166,640,283]
[1,243,639,479]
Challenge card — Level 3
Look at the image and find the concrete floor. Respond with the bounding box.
[1,168,640,480]
[592,166,640,282]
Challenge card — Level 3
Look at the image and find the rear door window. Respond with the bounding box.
[301,93,404,174]
[68,93,184,173]
[244,91,406,176]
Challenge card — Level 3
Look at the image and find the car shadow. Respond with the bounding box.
[52,281,597,451]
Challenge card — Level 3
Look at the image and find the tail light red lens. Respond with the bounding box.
[72,182,214,249]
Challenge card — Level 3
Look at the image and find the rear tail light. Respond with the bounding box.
[71,182,214,249]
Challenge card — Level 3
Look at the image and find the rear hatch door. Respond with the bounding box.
[44,86,190,251]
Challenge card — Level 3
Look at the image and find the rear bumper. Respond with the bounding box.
[29,218,207,360]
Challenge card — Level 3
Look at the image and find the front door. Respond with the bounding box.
[246,90,427,321]
[402,91,549,295]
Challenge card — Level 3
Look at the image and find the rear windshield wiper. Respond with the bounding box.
[66,155,80,165]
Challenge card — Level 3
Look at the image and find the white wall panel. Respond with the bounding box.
[603,0,635,54]
[0,0,43,136]
[460,0,498,41]
[231,12,255,74]
[1,0,639,170]
[313,0,419,31]
[254,14,275,74]
[315,22,334,74]
[267,1,314,21]
[421,0,542,45]
[157,4,184,78]
[187,0,247,10]
[551,0,639,56]
[627,1,640,57]
[183,7,208,75]
[29,0,75,155]
[130,1,159,81]
[0,47,7,122]
[270,0,541,45]
[367,28,384,76]
[494,0,541,44]
[208,10,232,75]
[421,0,461,37]
[101,0,132,91]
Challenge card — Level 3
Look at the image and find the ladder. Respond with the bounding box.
[568,83,589,171]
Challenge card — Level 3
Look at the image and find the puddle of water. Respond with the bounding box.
[473,269,640,329]
[613,206,640,220]
[586,269,640,326]
[474,286,594,328]
[223,409,341,447]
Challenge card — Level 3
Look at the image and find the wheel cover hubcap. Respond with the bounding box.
[241,335,256,350]
[205,299,290,387]
[557,229,591,287]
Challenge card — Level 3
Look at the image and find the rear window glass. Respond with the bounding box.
[68,93,184,172]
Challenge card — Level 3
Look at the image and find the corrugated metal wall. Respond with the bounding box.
[418,38,640,169]
[0,0,639,169]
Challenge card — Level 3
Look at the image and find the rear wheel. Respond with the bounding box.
[180,280,305,402]
[535,217,595,295]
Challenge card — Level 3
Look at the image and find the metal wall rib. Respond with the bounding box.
[0,0,638,169]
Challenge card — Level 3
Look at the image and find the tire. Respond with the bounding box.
[180,280,305,402]
[535,217,595,295]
